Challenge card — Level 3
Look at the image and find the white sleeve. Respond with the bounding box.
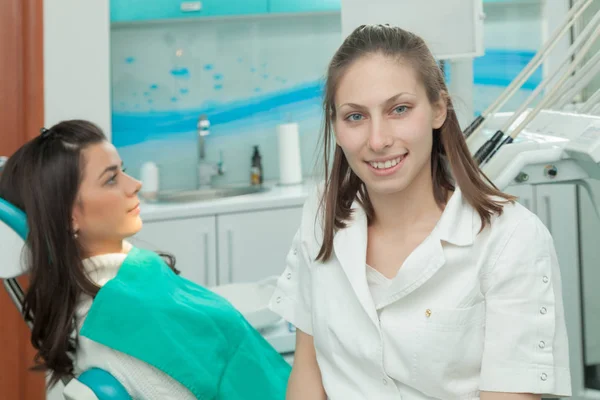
[269,192,317,335]
[269,229,314,335]
[479,214,571,397]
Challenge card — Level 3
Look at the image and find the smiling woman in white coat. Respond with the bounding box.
[269,24,572,400]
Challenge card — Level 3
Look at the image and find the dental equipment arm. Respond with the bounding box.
[551,50,600,111]
[463,0,594,138]
[477,22,600,166]
[580,87,600,114]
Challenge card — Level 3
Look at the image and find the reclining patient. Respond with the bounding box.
[0,120,290,399]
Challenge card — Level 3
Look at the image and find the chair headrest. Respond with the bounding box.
[0,198,28,279]
[0,198,27,240]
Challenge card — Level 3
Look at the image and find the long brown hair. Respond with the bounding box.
[0,120,177,386]
[317,25,514,261]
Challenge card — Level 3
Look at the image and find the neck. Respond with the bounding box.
[368,166,443,234]
[80,239,128,259]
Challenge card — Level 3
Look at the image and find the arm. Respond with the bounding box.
[481,392,541,400]
[479,214,571,398]
[287,329,327,400]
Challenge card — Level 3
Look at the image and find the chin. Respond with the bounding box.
[125,217,143,237]
[365,180,410,196]
[354,166,411,197]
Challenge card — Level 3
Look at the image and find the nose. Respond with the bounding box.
[126,174,142,196]
[367,118,393,152]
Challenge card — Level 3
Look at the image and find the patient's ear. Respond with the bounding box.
[71,211,80,236]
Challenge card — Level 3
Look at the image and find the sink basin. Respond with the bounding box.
[146,185,269,203]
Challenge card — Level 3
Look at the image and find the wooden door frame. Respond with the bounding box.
[0,0,46,398]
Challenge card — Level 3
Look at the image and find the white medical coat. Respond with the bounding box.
[270,185,571,399]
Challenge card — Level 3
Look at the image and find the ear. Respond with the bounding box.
[72,216,80,234]
[432,93,448,130]
[71,202,82,234]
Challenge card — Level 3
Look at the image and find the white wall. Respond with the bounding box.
[43,2,112,398]
[43,0,112,140]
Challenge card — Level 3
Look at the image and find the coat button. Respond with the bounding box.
[540,373,548,381]
[540,307,547,315]
[293,249,298,255]
[382,378,388,386]
[542,276,549,283]
[276,296,282,304]
[539,341,546,349]
[286,272,292,279]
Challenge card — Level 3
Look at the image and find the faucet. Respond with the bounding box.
[197,115,224,188]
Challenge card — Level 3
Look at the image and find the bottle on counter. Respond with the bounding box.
[250,145,263,186]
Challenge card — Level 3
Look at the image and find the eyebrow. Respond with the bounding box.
[338,92,416,111]
[98,162,123,180]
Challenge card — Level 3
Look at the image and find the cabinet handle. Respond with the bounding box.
[180,1,202,12]
[203,233,209,286]
[227,230,233,284]
[543,195,552,233]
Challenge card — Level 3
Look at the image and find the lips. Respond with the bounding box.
[364,153,409,176]
[128,202,140,213]
[367,154,407,170]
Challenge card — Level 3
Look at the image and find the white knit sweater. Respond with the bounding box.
[74,243,196,400]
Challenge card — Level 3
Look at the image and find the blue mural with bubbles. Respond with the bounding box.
[110,8,543,190]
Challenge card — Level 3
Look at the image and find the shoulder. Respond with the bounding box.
[292,181,330,261]
[299,181,325,233]
[480,199,554,275]
[489,199,551,243]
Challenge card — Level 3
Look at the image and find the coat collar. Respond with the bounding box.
[435,187,477,247]
[332,187,477,322]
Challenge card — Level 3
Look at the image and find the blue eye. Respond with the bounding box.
[393,105,408,115]
[346,113,363,122]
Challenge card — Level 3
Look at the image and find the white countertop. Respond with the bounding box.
[139,180,314,222]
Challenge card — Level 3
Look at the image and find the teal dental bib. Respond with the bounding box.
[80,247,290,399]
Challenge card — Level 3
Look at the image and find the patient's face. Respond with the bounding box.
[72,141,142,254]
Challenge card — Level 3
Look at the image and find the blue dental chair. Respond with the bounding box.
[0,197,131,400]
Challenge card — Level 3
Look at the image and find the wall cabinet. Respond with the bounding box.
[132,206,302,287]
[111,0,527,23]
[268,0,340,14]
[110,0,269,23]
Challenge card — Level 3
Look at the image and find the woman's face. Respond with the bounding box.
[71,141,142,248]
[333,53,447,197]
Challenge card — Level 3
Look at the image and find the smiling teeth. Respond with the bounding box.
[369,156,404,169]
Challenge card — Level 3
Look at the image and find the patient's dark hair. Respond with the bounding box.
[0,120,177,387]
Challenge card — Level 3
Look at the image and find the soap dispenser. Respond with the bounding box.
[250,145,263,186]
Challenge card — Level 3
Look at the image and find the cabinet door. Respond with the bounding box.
[268,0,340,13]
[217,207,303,284]
[132,216,217,286]
[578,180,600,367]
[111,0,269,23]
